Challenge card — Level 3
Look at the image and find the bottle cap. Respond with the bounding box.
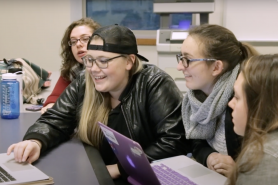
[2,73,17,80]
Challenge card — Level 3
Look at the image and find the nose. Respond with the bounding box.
[228,98,235,109]
[76,39,84,47]
[177,61,185,71]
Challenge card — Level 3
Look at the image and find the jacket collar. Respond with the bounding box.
[118,72,139,102]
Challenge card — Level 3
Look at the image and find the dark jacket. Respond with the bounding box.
[191,106,242,166]
[24,64,191,161]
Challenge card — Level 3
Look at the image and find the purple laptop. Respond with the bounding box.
[97,122,227,185]
[98,122,161,185]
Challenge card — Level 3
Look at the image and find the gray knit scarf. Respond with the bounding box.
[182,64,240,139]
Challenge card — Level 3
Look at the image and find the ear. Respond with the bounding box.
[211,60,224,76]
[125,54,135,71]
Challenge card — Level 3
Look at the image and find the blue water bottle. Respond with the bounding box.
[1,73,20,119]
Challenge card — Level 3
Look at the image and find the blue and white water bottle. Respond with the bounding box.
[1,73,20,119]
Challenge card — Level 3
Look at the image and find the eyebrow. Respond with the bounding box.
[87,54,109,59]
[233,86,238,97]
[181,52,192,58]
[70,34,91,39]
[233,91,237,97]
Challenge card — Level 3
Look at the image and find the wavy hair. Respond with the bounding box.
[60,18,100,81]
[76,36,143,148]
[229,54,278,184]
[188,24,259,73]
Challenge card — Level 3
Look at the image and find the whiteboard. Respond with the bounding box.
[223,0,278,41]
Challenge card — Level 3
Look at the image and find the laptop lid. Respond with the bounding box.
[98,122,161,185]
[98,122,227,185]
[0,153,50,184]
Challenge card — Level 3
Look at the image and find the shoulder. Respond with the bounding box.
[120,64,182,102]
[139,64,182,96]
[260,133,278,168]
[76,70,86,80]
[236,142,278,185]
[69,70,86,89]
[263,131,278,158]
[138,64,173,82]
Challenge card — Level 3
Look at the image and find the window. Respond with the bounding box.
[86,0,192,30]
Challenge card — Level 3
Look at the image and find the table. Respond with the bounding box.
[0,113,114,185]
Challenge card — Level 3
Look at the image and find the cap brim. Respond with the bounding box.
[136,54,149,62]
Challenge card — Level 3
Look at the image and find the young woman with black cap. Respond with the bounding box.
[7,25,190,180]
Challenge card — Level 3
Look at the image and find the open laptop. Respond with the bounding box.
[0,153,52,184]
[98,122,227,185]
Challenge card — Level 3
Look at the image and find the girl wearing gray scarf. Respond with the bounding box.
[176,24,259,177]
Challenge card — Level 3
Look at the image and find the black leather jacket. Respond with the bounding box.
[24,64,190,160]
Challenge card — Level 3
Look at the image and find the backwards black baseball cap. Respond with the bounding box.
[87,24,149,62]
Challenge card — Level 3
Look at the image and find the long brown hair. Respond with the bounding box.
[60,18,100,81]
[229,54,278,184]
[188,24,259,72]
[77,37,143,148]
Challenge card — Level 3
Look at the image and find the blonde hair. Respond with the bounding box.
[229,54,278,184]
[76,50,143,148]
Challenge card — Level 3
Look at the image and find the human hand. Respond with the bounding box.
[41,103,54,114]
[7,140,42,164]
[206,152,235,177]
[106,164,120,179]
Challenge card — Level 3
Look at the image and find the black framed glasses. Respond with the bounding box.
[82,55,125,69]
[176,54,217,68]
[68,36,91,46]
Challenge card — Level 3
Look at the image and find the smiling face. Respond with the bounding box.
[70,25,93,64]
[177,35,222,95]
[228,73,248,136]
[86,39,134,99]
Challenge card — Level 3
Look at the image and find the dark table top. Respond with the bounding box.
[0,113,114,185]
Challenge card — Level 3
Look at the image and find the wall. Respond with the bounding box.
[0,0,277,72]
[0,0,73,71]
[223,0,278,41]
[222,0,278,55]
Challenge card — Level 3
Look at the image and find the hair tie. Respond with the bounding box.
[238,41,243,49]
[238,41,247,59]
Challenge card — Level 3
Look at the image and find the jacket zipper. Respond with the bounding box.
[121,104,134,140]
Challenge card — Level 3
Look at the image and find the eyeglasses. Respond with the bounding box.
[176,54,217,68]
[68,36,91,46]
[82,55,125,69]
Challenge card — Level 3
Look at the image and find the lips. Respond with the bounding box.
[95,76,106,79]
[94,75,107,81]
[77,50,86,57]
